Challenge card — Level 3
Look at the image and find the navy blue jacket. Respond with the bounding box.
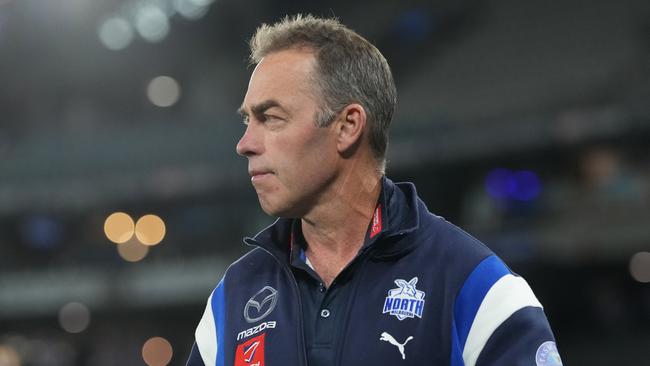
[187,178,562,366]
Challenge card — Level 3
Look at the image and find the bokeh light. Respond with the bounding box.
[104,212,135,244]
[58,302,91,334]
[147,76,181,107]
[0,345,20,366]
[510,171,541,201]
[189,0,216,5]
[173,0,212,20]
[135,214,166,246]
[485,168,541,201]
[98,16,134,50]
[20,215,63,251]
[395,9,433,43]
[142,337,173,366]
[117,238,150,262]
[629,252,650,283]
[134,5,170,43]
[485,168,513,199]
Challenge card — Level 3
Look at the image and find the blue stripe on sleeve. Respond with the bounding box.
[453,255,510,353]
[211,281,226,366]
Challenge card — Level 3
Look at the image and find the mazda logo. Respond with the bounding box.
[244,286,278,323]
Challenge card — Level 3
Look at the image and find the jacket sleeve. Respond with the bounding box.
[450,255,563,366]
[186,342,206,366]
[475,306,561,366]
[187,279,226,366]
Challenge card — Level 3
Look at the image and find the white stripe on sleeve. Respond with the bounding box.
[195,292,217,366]
[462,274,543,366]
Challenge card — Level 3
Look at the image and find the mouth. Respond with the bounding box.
[249,170,273,183]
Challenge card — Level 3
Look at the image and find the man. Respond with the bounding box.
[187,15,562,366]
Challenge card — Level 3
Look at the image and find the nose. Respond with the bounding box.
[236,123,261,157]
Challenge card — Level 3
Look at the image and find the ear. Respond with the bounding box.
[335,104,367,155]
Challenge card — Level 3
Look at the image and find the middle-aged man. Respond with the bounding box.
[187,14,562,366]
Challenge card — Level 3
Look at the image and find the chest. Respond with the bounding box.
[333,263,452,365]
[227,261,454,366]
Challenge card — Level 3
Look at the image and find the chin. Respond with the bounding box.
[258,198,284,217]
[258,197,300,218]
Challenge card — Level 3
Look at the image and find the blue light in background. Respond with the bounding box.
[395,9,434,43]
[485,168,541,202]
[511,170,541,201]
[485,168,515,199]
[20,215,64,251]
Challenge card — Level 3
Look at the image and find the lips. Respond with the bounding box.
[249,170,273,183]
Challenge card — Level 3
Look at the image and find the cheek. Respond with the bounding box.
[294,137,337,185]
[269,124,337,189]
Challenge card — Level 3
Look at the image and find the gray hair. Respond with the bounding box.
[249,14,397,172]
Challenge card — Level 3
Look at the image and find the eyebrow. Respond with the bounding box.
[237,99,284,117]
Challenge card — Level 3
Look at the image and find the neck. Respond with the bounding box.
[300,163,382,286]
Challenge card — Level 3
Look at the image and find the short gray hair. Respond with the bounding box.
[249,14,397,172]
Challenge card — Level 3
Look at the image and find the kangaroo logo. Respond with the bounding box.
[380,332,414,360]
[382,277,426,320]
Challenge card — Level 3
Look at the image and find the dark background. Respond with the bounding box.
[1,0,649,365]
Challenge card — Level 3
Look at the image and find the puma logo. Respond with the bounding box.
[380,332,414,360]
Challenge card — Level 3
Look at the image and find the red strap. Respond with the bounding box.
[370,204,383,239]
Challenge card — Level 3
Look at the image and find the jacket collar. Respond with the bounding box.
[243,176,422,263]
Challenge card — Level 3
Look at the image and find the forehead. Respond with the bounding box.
[243,49,318,108]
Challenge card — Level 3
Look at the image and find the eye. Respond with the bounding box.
[262,114,282,122]
[241,115,250,125]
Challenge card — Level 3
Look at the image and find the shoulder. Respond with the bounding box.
[422,208,492,257]
[220,247,281,284]
[411,208,496,278]
[416,212,535,310]
[425,214,558,365]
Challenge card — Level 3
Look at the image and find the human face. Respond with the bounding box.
[236,49,340,217]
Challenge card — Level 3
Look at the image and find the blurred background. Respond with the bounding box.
[1,0,649,365]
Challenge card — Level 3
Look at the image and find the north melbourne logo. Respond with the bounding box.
[382,277,425,320]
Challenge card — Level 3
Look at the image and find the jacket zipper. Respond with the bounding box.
[250,241,309,366]
[281,261,310,366]
[331,235,403,365]
[249,232,402,366]
[332,250,373,366]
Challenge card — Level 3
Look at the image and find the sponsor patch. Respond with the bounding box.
[244,286,278,323]
[380,331,414,360]
[235,333,265,366]
[237,321,276,341]
[382,277,425,320]
[535,341,562,366]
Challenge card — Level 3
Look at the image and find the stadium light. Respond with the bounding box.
[117,238,150,262]
[147,76,181,107]
[135,214,166,246]
[58,302,91,334]
[98,16,134,51]
[134,4,170,43]
[142,336,173,366]
[104,212,135,244]
[629,252,650,283]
